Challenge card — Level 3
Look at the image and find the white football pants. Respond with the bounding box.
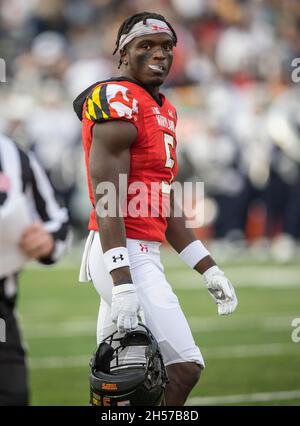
[81,231,204,367]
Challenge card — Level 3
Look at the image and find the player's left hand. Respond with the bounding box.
[19,222,54,259]
[203,266,238,315]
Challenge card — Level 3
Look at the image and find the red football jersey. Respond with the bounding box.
[81,78,178,242]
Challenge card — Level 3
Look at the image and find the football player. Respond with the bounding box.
[74,11,238,406]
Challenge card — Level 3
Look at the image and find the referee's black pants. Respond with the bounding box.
[0,279,29,406]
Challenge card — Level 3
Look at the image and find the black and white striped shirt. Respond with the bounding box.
[0,134,71,302]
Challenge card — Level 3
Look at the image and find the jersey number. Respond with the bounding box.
[164,133,175,168]
[162,133,175,194]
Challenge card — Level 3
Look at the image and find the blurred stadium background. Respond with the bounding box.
[1,0,300,405]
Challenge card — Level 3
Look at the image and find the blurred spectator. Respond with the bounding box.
[1,0,300,258]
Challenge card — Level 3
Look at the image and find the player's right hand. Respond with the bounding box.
[111,284,140,333]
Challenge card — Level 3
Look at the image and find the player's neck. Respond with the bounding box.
[142,83,160,100]
[118,72,162,104]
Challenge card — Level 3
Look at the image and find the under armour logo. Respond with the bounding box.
[151,24,168,32]
[139,244,148,253]
[112,254,124,262]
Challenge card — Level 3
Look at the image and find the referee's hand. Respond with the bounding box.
[19,222,54,259]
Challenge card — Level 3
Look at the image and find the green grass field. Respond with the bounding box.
[18,248,300,406]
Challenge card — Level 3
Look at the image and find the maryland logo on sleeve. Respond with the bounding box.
[85,84,138,122]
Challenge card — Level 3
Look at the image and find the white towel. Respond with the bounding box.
[79,231,95,282]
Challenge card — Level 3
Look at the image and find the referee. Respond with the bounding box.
[0,134,71,405]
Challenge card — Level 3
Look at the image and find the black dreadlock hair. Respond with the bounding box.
[113,11,177,68]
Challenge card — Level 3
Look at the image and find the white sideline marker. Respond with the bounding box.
[28,342,299,369]
[187,389,300,405]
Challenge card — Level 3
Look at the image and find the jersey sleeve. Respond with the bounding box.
[84,83,139,124]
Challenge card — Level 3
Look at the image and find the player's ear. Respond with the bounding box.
[120,48,128,66]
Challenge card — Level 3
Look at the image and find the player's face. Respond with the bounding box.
[122,33,174,87]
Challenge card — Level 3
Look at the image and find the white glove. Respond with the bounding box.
[111,284,140,333]
[203,266,238,315]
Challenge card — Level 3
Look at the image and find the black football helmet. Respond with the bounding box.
[89,323,168,406]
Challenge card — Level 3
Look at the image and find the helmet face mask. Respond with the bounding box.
[89,324,168,406]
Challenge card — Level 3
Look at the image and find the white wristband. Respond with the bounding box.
[179,240,210,269]
[103,246,130,273]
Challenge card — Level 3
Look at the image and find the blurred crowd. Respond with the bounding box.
[1,0,300,261]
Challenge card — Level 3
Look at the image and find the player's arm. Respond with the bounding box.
[166,195,216,274]
[89,120,140,332]
[166,190,238,315]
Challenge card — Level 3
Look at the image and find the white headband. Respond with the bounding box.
[119,18,173,51]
